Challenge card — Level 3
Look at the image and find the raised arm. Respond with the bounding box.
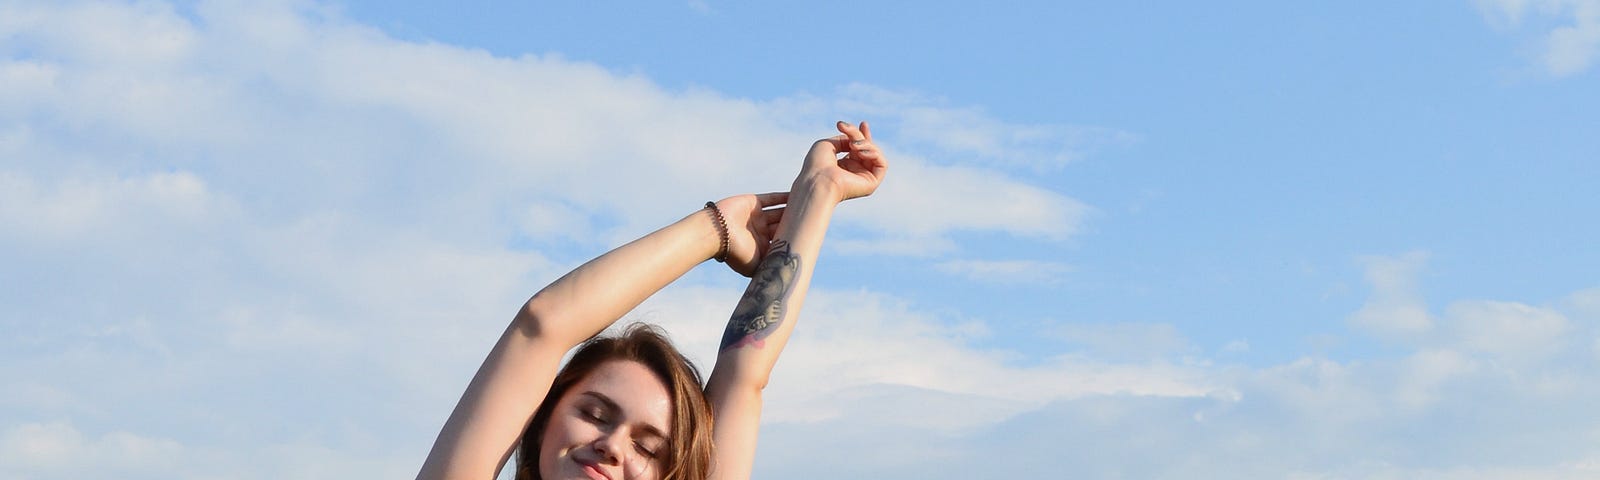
[417,193,786,480]
[705,121,888,479]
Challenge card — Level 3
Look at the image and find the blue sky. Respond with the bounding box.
[345,0,1600,363]
[2,1,1598,479]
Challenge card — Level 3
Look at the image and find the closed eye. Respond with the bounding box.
[576,391,668,458]
[634,441,659,458]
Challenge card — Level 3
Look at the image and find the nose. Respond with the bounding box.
[591,429,627,465]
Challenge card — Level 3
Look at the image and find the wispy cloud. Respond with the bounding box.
[1348,251,1435,339]
[935,258,1074,284]
[686,0,713,14]
[632,287,1220,434]
[639,262,1600,479]
[1051,322,1194,360]
[776,83,1138,172]
[1,0,1096,255]
[1476,0,1600,76]
[0,422,191,477]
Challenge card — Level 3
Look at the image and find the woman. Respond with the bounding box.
[417,121,887,480]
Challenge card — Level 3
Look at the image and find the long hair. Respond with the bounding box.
[515,323,713,480]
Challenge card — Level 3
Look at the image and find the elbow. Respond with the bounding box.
[707,372,768,408]
[742,369,773,392]
[709,361,773,394]
[514,296,563,343]
[731,373,771,393]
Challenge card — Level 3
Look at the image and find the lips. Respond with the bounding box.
[579,460,612,480]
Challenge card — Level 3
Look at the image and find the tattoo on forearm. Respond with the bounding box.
[720,240,801,351]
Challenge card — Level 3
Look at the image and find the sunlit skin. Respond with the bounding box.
[539,360,673,480]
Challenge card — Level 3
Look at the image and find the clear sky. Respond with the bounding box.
[2,1,1598,478]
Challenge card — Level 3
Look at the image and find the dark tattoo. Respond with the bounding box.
[719,240,801,351]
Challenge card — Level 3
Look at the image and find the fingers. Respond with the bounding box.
[754,191,789,207]
[837,120,864,139]
[811,136,847,161]
[837,120,868,144]
[836,120,880,161]
[852,141,882,161]
[820,121,876,158]
[814,121,888,193]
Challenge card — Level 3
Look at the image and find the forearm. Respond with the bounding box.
[710,178,838,385]
[420,207,723,479]
[704,180,839,480]
[704,120,885,480]
[518,208,724,346]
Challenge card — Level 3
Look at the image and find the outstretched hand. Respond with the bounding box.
[715,121,887,276]
[801,121,889,203]
[713,192,789,277]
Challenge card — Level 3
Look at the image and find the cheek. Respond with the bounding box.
[536,423,560,477]
[537,416,582,474]
[545,415,585,443]
[625,459,659,480]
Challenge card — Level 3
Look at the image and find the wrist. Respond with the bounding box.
[683,205,725,262]
[791,175,845,205]
[703,202,730,263]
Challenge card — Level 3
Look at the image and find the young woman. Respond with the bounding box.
[417,121,887,480]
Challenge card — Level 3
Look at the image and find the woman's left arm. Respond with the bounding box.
[705,121,887,480]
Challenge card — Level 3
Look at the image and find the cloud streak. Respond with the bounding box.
[1477,0,1600,76]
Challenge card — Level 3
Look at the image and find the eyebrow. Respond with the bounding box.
[579,391,668,439]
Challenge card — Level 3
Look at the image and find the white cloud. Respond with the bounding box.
[1287,460,1600,480]
[787,83,1138,171]
[1348,251,1435,339]
[765,290,1218,430]
[1477,0,1539,27]
[1347,253,1580,365]
[0,422,183,477]
[935,258,1073,284]
[2,0,1094,256]
[834,160,1093,249]
[0,421,421,480]
[0,170,221,245]
[726,264,1600,478]
[1476,0,1600,76]
[1546,14,1600,74]
[1051,322,1194,360]
[517,199,596,244]
[1567,286,1600,318]
[1394,348,1479,408]
[1443,299,1570,359]
[1562,287,1600,361]
[631,286,1219,433]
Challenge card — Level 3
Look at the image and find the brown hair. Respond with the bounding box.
[515,323,713,480]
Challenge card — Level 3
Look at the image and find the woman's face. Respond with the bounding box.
[539,360,674,480]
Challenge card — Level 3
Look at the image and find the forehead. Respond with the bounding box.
[571,360,674,433]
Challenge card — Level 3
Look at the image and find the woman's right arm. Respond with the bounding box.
[416,195,783,480]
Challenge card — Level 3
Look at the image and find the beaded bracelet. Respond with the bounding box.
[703,201,730,263]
